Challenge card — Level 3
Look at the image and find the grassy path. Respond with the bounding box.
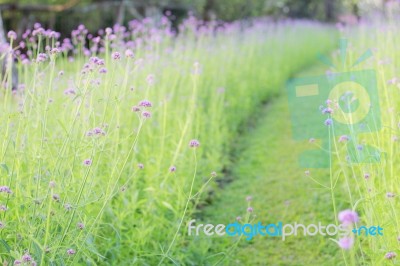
[195,67,348,265]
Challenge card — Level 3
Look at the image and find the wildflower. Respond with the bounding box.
[64,88,76,95]
[77,222,85,230]
[247,207,253,213]
[139,100,152,108]
[338,135,350,142]
[64,203,73,211]
[338,209,359,225]
[0,205,7,211]
[246,196,252,202]
[138,163,144,169]
[211,171,217,177]
[52,194,60,202]
[386,192,395,198]
[99,68,107,74]
[36,53,48,63]
[14,260,22,265]
[93,127,105,135]
[146,74,155,85]
[7,31,17,40]
[338,237,354,250]
[0,186,12,194]
[49,181,56,188]
[83,159,92,166]
[364,173,370,179]
[236,216,241,221]
[67,249,76,255]
[189,139,200,148]
[322,107,333,114]
[142,111,151,119]
[21,254,34,263]
[385,251,397,260]
[112,52,121,60]
[125,49,134,58]
[356,144,363,151]
[131,106,140,112]
[169,166,176,172]
[324,118,333,126]
[304,170,310,176]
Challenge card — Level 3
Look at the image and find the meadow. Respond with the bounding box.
[0,12,398,266]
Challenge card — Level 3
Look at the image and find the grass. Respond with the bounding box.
[0,18,336,265]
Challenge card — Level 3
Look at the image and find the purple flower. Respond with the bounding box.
[138,163,144,169]
[99,68,107,74]
[169,166,176,172]
[338,135,350,142]
[14,260,22,265]
[64,203,73,211]
[125,49,134,58]
[246,196,252,202]
[131,106,140,112]
[77,222,85,230]
[142,111,151,119]
[22,253,32,262]
[386,192,395,198]
[52,194,60,202]
[83,159,92,166]
[0,205,7,211]
[236,216,241,221]
[0,186,12,194]
[324,118,333,126]
[7,31,17,40]
[385,251,397,260]
[322,107,333,114]
[189,139,200,148]
[247,207,253,213]
[49,181,56,188]
[67,249,76,255]
[338,209,359,225]
[112,52,121,60]
[364,173,370,179]
[139,100,152,108]
[338,237,354,250]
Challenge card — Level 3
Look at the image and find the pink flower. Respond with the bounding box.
[169,166,176,172]
[338,237,354,250]
[338,209,359,225]
[83,159,92,166]
[385,251,396,260]
[189,139,200,148]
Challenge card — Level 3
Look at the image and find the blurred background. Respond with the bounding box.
[0,0,398,39]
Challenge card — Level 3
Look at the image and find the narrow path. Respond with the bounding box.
[196,67,346,265]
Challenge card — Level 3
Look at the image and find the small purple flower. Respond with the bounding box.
[146,74,155,85]
[64,203,73,211]
[93,127,105,135]
[141,111,151,119]
[131,106,140,112]
[52,194,60,202]
[67,249,76,255]
[247,207,253,213]
[77,222,85,230]
[99,68,107,74]
[322,107,333,114]
[49,181,56,188]
[236,216,241,221]
[14,260,22,265]
[139,100,152,108]
[385,251,397,260]
[364,173,370,179]
[7,31,17,40]
[189,139,200,148]
[125,49,134,58]
[356,144,363,151]
[83,159,92,166]
[386,192,395,198]
[324,118,333,126]
[112,52,121,60]
[169,166,176,172]
[0,205,7,211]
[138,163,144,169]
[246,196,252,202]
[0,186,12,194]
[22,253,32,262]
[338,237,354,250]
[338,135,350,143]
[64,88,76,95]
[338,209,359,225]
